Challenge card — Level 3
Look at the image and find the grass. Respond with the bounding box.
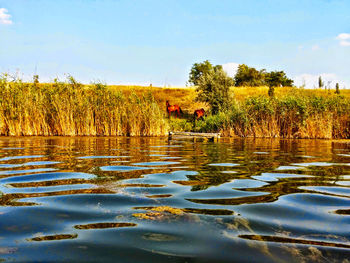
[0,73,349,138]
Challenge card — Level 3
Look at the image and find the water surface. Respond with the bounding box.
[0,137,349,262]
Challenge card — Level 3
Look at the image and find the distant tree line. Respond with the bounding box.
[189,60,294,113]
[189,60,294,88]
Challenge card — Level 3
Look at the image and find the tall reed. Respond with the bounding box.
[0,75,168,136]
[195,92,350,139]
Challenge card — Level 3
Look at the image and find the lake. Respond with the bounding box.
[0,137,349,262]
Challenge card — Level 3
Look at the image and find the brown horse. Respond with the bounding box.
[194,108,206,121]
[166,101,183,118]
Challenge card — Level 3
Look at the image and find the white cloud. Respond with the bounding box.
[336,33,350,47]
[336,33,350,40]
[293,73,348,89]
[222,62,239,78]
[0,8,12,25]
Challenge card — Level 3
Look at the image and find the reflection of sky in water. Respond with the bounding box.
[0,155,44,161]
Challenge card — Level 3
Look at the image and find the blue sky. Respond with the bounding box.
[0,0,349,88]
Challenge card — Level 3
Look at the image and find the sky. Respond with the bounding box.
[0,0,349,88]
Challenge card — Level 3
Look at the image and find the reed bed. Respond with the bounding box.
[195,92,350,139]
[0,76,168,136]
[0,75,349,139]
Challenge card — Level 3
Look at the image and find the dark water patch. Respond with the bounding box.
[333,209,350,215]
[146,194,173,198]
[239,234,350,249]
[75,222,137,229]
[28,233,78,242]
[183,208,234,216]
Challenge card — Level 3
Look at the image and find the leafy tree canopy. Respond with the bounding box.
[265,71,293,87]
[234,64,266,87]
[189,60,222,86]
[196,66,234,114]
[234,64,293,87]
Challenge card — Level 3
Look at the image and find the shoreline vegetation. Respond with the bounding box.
[0,74,349,138]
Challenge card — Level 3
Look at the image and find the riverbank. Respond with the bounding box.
[0,75,349,138]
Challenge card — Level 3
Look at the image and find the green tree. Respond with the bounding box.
[33,75,39,85]
[335,83,340,94]
[265,71,293,88]
[189,60,223,86]
[234,64,266,87]
[196,67,234,114]
[318,76,324,89]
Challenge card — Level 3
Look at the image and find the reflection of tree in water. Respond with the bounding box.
[179,138,350,207]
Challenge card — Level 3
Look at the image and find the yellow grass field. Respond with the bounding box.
[108,84,350,113]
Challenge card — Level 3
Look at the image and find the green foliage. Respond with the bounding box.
[335,83,340,94]
[265,71,293,87]
[234,64,266,87]
[195,112,229,132]
[169,118,192,132]
[318,76,324,88]
[33,75,39,85]
[188,60,222,86]
[234,64,293,88]
[196,67,234,114]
